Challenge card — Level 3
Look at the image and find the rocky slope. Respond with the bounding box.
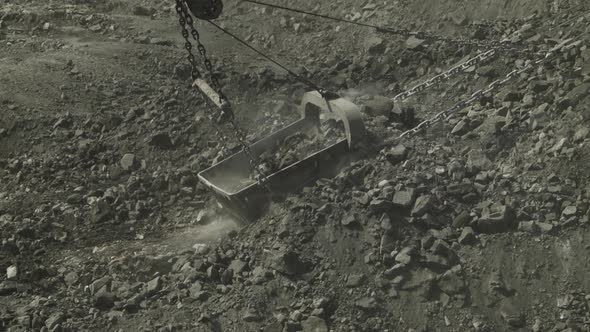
[1,0,590,331]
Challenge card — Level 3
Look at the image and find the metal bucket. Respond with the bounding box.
[197,91,365,222]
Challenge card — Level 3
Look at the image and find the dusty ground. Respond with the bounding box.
[1,0,590,331]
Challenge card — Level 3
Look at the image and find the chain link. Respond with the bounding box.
[177,1,226,102]
[394,41,579,140]
[391,46,545,105]
[393,49,499,101]
[175,1,230,152]
[175,0,270,188]
[175,3,202,80]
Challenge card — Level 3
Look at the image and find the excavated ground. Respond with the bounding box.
[1,0,590,331]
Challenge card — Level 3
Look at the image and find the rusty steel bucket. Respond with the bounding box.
[197,91,365,222]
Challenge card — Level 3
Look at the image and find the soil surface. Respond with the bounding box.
[1,0,590,331]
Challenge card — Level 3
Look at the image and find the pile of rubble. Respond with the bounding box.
[1,0,590,331]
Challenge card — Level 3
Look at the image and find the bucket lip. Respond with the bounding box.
[197,138,348,196]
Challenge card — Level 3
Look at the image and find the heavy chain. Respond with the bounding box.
[176,0,226,102]
[395,40,580,140]
[393,48,498,102]
[175,0,269,186]
[175,0,230,152]
[175,1,202,80]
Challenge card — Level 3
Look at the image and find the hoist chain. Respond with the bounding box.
[175,0,228,148]
[176,0,227,103]
[174,0,270,187]
[395,40,580,140]
[175,2,202,80]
